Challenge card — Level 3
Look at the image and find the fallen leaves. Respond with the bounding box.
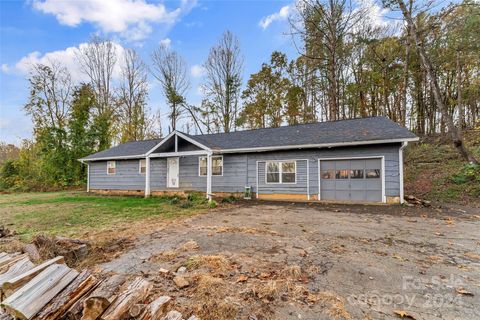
[236,275,248,283]
[329,244,347,254]
[427,255,443,264]
[393,310,416,319]
[393,254,407,261]
[181,240,200,251]
[444,217,455,225]
[456,288,474,296]
[464,252,480,261]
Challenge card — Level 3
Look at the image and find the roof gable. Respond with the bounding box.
[80,138,162,161]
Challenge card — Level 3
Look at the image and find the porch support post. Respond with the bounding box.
[206,152,212,201]
[175,133,178,152]
[145,156,151,198]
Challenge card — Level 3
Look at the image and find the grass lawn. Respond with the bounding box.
[0,191,209,241]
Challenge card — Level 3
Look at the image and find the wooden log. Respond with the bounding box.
[81,274,126,320]
[0,257,34,291]
[0,308,13,320]
[0,255,29,274]
[101,277,152,320]
[1,256,65,297]
[0,253,20,270]
[62,281,101,320]
[34,270,97,320]
[140,296,171,320]
[129,304,146,318]
[23,244,41,262]
[163,311,182,320]
[1,264,78,320]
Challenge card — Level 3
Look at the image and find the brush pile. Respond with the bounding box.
[404,195,432,207]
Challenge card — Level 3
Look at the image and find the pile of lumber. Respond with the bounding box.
[0,252,197,320]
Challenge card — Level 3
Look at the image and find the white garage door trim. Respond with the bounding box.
[317,156,385,203]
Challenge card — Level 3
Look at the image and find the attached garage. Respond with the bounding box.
[319,158,384,203]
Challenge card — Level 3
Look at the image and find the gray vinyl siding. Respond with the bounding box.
[176,154,247,193]
[256,160,308,194]
[245,144,401,197]
[89,160,145,191]
[88,143,401,199]
[150,158,167,190]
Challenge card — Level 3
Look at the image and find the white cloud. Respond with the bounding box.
[259,4,292,29]
[159,38,172,48]
[196,85,204,96]
[1,64,10,73]
[32,0,197,41]
[6,42,127,82]
[355,0,391,29]
[190,64,204,78]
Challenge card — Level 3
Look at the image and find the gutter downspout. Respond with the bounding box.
[206,152,212,201]
[87,162,90,193]
[399,141,408,204]
[79,159,90,193]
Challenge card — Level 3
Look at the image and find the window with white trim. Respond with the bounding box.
[199,156,223,176]
[266,161,296,184]
[107,161,116,175]
[139,159,146,174]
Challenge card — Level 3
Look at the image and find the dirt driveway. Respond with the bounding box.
[100,202,480,320]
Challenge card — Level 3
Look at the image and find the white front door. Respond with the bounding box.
[167,157,179,188]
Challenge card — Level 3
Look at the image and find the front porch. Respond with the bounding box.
[144,131,216,200]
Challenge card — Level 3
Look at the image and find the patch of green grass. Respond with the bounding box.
[221,195,238,203]
[0,191,208,240]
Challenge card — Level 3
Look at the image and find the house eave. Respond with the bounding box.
[78,137,419,161]
[79,154,146,162]
[215,137,419,154]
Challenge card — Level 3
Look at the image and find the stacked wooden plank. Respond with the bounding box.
[0,252,198,320]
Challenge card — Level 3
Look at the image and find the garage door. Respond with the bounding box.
[319,158,382,202]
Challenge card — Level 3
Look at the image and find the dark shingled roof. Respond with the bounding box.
[81,138,162,160]
[81,117,417,160]
[188,116,417,150]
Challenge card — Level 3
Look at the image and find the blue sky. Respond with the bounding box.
[1,0,394,144]
[0,0,303,144]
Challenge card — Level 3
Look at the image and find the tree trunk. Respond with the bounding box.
[401,0,412,126]
[397,0,478,164]
[456,52,464,134]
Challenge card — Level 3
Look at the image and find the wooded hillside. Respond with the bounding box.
[1,0,479,193]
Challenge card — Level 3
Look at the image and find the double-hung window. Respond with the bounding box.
[107,161,116,175]
[139,159,146,174]
[266,161,296,184]
[199,156,223,176]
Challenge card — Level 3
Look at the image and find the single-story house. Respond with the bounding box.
[79,116,418,204]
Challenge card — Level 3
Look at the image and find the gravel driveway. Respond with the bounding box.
[101,202,480,320]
